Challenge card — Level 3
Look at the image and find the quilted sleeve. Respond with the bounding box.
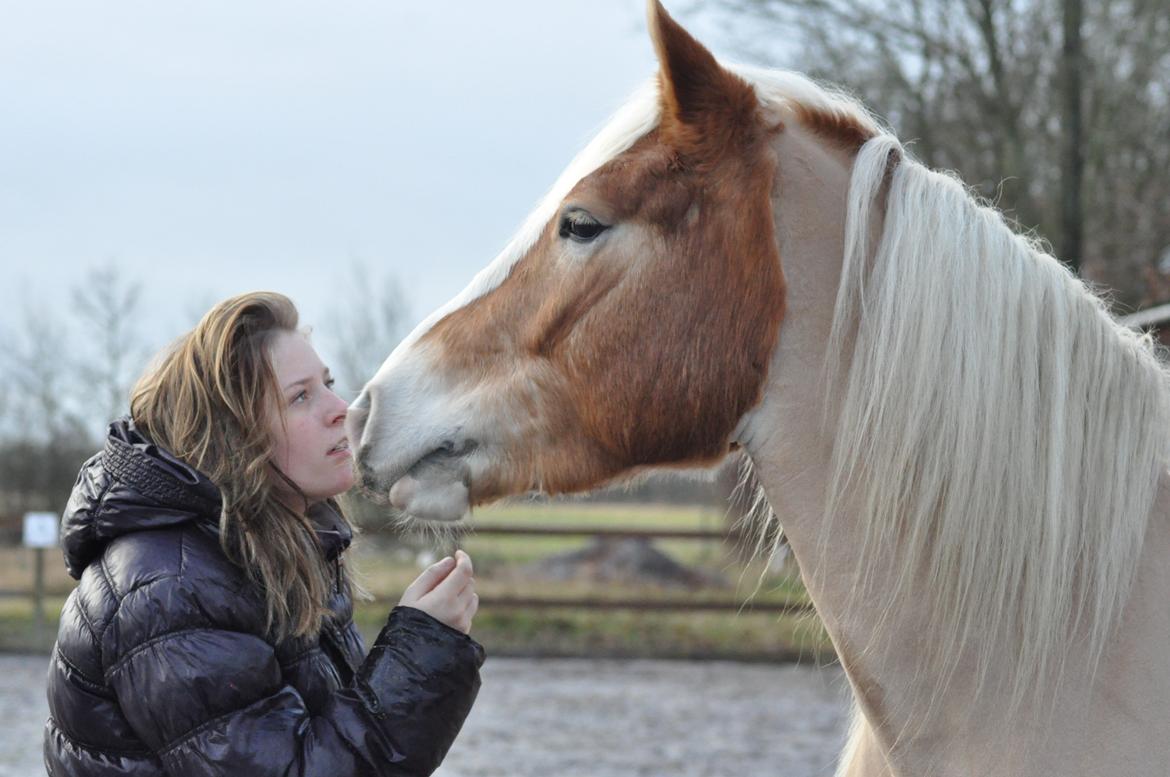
[104,574,483,777]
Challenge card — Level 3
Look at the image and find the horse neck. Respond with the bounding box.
[741,120,918,762]
[740,120,868,601]
[743,123,1170,775]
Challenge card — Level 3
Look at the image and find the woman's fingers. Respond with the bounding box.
[449,592,479,634]
[431,550,473,597]
[453,549,473,577]
[453,574,475,600]
[453,582,478,634]
[399,555,456,605]
[399,551,477,633]
[442,564,476,613]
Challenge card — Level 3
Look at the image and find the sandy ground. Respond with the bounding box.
[8,654,850,777]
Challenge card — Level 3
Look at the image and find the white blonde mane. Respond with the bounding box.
[825,133,1170,713]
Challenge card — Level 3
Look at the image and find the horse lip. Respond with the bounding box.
[361,439,477,491]
[407,438,479,475]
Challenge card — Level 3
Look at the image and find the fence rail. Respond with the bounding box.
[469,596,810,613]
[1,517,796,616]
[462,523,739,540]
[445,521,792,614]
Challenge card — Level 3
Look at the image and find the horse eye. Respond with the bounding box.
[558,210,609,243]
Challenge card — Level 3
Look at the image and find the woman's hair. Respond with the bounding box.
[131,291,354,640]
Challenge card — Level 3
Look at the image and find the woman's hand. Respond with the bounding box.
[398,550,478,634]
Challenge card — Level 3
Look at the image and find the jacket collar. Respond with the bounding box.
[308,500,353,561]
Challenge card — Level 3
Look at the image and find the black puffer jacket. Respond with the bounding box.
[45,419,484,776]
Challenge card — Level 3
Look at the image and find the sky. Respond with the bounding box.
[0,0,742,385]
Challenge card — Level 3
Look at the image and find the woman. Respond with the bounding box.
[45,292,483,776]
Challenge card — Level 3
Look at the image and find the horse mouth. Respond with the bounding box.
[367,440,479,523]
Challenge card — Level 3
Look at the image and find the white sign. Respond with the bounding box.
[23,512,59,548]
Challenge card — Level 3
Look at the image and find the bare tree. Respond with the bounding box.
[697,0,1170,308]
[70,263,149,431]
[4,306,78,442]
[325,261,410,397]
[0,307,94,514]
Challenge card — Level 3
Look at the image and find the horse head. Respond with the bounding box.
[349,1,791,521]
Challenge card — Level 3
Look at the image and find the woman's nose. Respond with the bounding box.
[326,390,349,423]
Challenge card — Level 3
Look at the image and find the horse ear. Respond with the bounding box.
[647,0,757,136]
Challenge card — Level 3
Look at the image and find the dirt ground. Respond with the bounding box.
[7,654,850,777]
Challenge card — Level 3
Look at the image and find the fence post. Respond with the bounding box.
[33,547,45,645]
[23,512,59,649]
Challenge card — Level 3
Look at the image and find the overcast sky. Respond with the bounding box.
[0,1,741,384]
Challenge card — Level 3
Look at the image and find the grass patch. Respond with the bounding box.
[0,548,74,595]
[0,597,67,653]
[355,604,832,663]
[1,502,833,663]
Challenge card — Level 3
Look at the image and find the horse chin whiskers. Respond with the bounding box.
[356,476,394,506]
[394,512,472,548]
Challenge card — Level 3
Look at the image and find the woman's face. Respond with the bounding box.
[267,331,356,503]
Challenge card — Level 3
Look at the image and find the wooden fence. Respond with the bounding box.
[439,522,808,615]
[0,518,810,615]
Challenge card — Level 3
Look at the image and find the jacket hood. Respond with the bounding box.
[61,418,352,579]
[61,418,223,578]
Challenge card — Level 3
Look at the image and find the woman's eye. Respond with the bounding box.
[292,391,307,405]
[559,210,609,243]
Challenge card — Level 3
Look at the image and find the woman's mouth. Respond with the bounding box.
[328,440,351,458]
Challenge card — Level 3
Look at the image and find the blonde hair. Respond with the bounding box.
[131,291,355,640]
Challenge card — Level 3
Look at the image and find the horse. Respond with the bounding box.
[347,2,1170,774]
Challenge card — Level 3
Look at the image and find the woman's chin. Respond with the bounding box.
[314,472,359,503]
